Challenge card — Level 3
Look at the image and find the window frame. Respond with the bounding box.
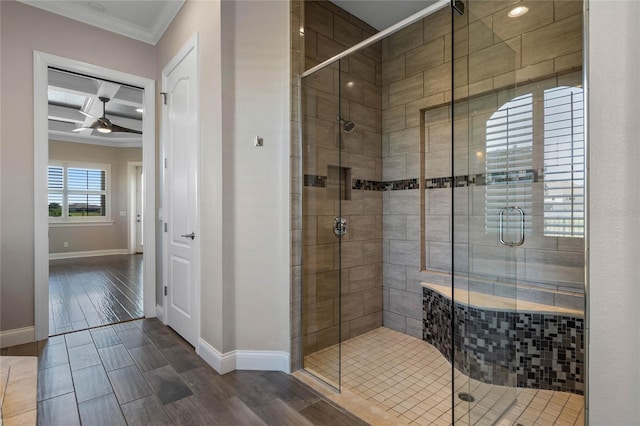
[48,160,112,224]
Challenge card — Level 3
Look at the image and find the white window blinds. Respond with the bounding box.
[485,93,534,235]
[48,163,109,220]
[543,87,585,237]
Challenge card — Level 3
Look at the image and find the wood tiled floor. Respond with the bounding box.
[49,255,144,336]
[1,318,367,426]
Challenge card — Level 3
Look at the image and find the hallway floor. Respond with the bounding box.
[303,327,584,426]
[49,255,144,335]
[1,318,365,426]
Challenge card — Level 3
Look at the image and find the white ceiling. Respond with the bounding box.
[330,0,439,31]
[48,69,144,147]
[28,0,438,148]
[17,0,184,44]
[18,0,436,44]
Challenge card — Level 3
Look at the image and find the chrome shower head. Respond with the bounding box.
[337,117,356,133]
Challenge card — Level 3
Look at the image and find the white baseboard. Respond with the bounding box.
[0,326,35,349]
[197,338,290,375]
[156,305,164,322]
[197,338,236,374]
[236,350,290,373]
[49,249,130,260]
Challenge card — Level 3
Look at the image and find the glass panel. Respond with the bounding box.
[301,58,342,390]
[48,193,63,217]
[67,167,106,191]
[452,1,518,424]
[67,193,106,217]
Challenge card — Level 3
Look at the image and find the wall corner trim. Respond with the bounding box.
[197,338,236,374]
[0,326,35,349]
[197,339,291,375]
[155,305,164,322]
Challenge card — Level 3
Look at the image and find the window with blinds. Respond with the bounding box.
[485,93,534,236]
[48,163,109,221]
[47,166,64,217]
[543,87,584,237]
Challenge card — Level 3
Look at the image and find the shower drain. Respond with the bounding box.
[458,392,475,402]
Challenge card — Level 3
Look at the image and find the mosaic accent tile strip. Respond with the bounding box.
[422,287,585,395]
[304,175,419,191]
[352,179,384,191]
[382,178,419,191]
[305,170,545,191]
[425,169,543,189]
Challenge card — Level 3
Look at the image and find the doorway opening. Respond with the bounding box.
[34,52,156,340]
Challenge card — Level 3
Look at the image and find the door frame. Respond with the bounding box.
[127,162,143,254]
[33,51,157,340]
[160,33,201,344]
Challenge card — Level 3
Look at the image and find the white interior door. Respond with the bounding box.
[163,34,200,347]
[135,166,144,253]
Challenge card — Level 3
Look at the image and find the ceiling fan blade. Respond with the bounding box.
[78,110,99,120]
[71,127,93,132]
[110,123,142,134]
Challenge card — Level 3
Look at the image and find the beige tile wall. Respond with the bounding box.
[301,1,383,358]
[292,0,585,370]
[382,0,584,335]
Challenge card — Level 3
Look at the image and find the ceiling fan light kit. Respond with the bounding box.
[73,96,141,134]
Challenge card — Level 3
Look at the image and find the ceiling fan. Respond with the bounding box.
[72,97,142,134]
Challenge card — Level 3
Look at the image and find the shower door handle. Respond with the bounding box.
[498,207,525,247]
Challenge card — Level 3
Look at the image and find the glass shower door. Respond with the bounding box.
[301,58,343,390]
[452,1,520,423]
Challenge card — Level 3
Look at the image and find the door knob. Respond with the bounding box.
[181,232,195,240]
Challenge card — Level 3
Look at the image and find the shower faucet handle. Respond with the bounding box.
[333,217,347,237]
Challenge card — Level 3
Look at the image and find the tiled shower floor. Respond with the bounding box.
[302,327,584,426]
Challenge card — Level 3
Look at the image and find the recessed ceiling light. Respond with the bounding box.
[97,127,112,134]
[136,108,143,113]
[347,81,354,88]
[508,5,529,18]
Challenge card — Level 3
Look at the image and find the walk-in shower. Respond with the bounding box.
[294,0,586,424]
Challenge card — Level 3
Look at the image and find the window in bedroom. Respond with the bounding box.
[48,162,110,222]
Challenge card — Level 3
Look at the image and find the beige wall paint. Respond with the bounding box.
[156,0,290,356]
[48,141,142,254]
[0,0,155,331]
[588,1,640,422]
[222,0,290,355]
[156,0,227,351]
